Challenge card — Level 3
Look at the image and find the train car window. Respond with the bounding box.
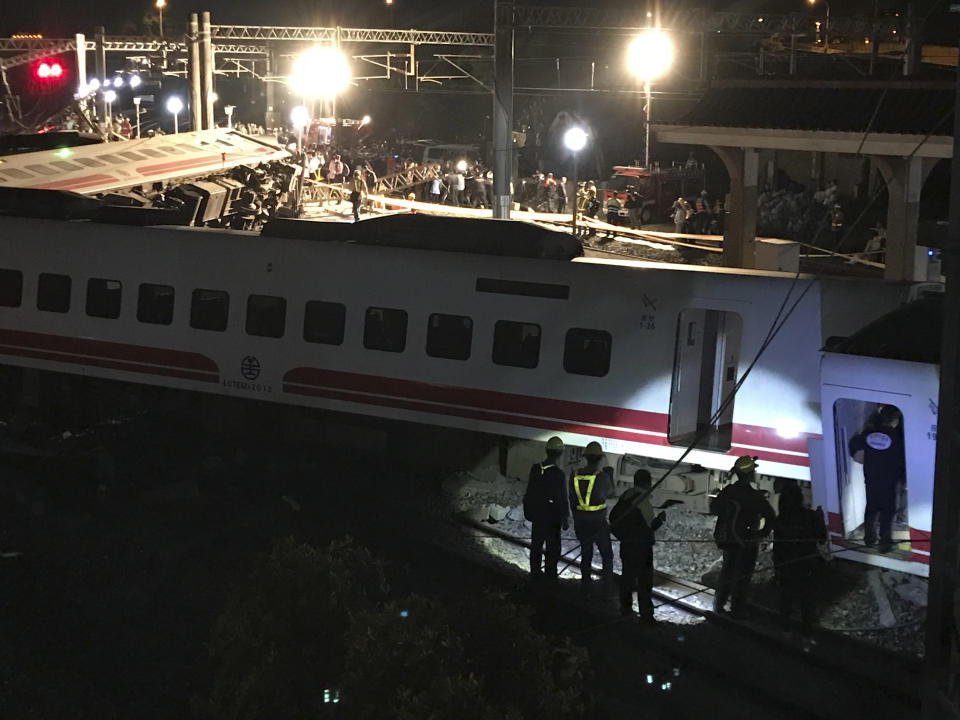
[98,154,127,165]
[85,278,122,319]
[24,164,57,176]
[563,328,612,377]
[303,301,346,345]
[137,149,166,158]
[190,289,229,331]
[51,161,85,172]
[0,269,23,307]
[492,320,541,369]
[137,283,175,325]
[668,308,742,451]
[119,152,146,161]
[159,146,184,154]
[0,168,31,179]
[246,294,287,338]
[74,157,107,168]
[426,313,473,360]
[37,273,71,313]
[364,307,407,353]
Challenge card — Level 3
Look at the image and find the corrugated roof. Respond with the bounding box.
[672,82,955,136]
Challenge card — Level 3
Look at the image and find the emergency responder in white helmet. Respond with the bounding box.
[711,455,776,616]
[523,436,570,583]
[569,441,616,595]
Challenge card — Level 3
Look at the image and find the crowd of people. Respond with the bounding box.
[521,430,907,647]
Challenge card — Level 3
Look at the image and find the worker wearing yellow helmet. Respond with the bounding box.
[569,440,616,595]
[711,455,776,616]
[523,436,571,584]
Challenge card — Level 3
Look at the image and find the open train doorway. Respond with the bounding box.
[832,399,908,548]
[668,308,742,451]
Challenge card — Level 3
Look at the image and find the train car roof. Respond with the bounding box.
[573,255,815,280]
[825,293,942,364]
[0,129,288,195]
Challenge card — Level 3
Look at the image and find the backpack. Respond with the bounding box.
[523,463,546,522]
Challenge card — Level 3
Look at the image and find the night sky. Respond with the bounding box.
[0,0,933,38]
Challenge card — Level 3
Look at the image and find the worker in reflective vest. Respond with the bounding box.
[569,440,616,595]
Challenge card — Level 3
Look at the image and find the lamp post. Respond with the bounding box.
[288,47,351,214]
[156,0,166,40]
[564,126,588,238]
[166,96,183,134]
[104,89,116,138]
[627,30,673,169]
[808,0,830,49]
[224,104,235,129]
[291,104,311,214]
[133,96,142,138]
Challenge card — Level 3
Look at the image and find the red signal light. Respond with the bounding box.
[35,60,65,80]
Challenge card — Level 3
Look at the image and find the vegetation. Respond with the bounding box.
[198,537,589,719]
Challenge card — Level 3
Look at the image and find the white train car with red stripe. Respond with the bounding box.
[0,204,934,574]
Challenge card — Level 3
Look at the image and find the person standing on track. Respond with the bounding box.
[773,481,827,645]
[610,469,666,622]
[349,169,367,223]
[570,441,616,596]
[711,455,776,616]
[523,436,570,584]
[848,405,905,553]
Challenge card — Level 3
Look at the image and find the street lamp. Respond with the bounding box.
[627,30,674,169]
[808,0,830,49]
[564,126,588,237]
[291,105,310,153]
[166,95,183,134]
[133,96,142,138]
[104,89,116,136]
[156,0,166,40]
[224,104,235,129]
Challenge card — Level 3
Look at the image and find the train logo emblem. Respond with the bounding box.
[240,356,261,380]
[865,432,892,451]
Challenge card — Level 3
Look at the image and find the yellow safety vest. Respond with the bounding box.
[573,473,606,512]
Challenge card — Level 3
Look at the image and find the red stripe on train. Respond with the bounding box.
[0,328,219,382]
[282,368,811,466]
[34,174,120,191]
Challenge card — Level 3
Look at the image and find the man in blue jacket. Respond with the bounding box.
[523,436,570,583]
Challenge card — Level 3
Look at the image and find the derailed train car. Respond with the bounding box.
[0,196,935,574]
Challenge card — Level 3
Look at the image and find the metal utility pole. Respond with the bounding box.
[94,26,106,130]
[492,0,514,219]
[921,34,960,720]
[201,11,215,129]
[189,14,202,134]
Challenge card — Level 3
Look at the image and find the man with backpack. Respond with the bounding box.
[523,436,570,583]
[711,455,776,616]
[610,469,666,622]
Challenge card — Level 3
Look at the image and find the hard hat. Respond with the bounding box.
[731,455,758,473]
[584,441,603,458]
[546,436,564,452]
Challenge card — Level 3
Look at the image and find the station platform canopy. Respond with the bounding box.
[653,80,954,159]
[652,80,955,281]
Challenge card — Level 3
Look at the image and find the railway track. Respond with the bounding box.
[436,513,923,720]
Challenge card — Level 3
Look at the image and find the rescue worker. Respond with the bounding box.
[327,154,344,183]
[624,187,643,229]
[610,469,666,622]
[585,182,600,237]
[570,441,616,595]
[712,455,776,615]
[557,176,568,213]
[349,168,367,223]
[671,197,690,234]
[848,405,905,552]
[773,482,827,644]
[603,193,622,240]
[523,436,570,583]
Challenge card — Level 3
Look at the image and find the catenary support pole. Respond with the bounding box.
[201,11,214,129]
[189,14,202,135]
[493,0,514,219]
[95,27,106,131]
[921,37,960,720]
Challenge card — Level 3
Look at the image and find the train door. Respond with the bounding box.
[668,308,742,451]
[832,398,908,545]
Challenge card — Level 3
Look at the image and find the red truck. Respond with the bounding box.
[600,165,706,224]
